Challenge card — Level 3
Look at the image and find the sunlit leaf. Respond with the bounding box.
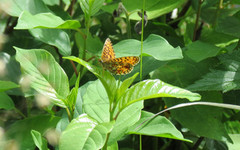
[15,47,69,107]
[59,114,114,150]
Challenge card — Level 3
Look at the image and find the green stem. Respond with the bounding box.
[126,13,132,38]
[14,108,26,118]
[140,0,145,82]
[213,0,223,28]
[65,107,72,122]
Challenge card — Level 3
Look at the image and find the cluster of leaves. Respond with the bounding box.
[0,0,240,150]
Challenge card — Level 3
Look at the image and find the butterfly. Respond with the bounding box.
[99,38,140,75]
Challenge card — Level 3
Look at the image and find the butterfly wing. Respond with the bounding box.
[102,56,140,75]
[100,38,115,62]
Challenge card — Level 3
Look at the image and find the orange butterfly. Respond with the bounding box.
[99,38,140,75]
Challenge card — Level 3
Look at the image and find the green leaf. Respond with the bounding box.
[66,74,80,111]
[128,111,190,142]
[15,47,69,108]
[59,114,114,150]
[123,0,186,20]
[108,101,143,145]
[15,11,81,30]
[185,41,222,62]
[0,0,51,17]
[227,134,240,150]
[0,80,19,92]
[42,0,59,6]
[29,28,71,56]
[118,79,201,111]
[63,56,117,103]
[83,80,110,123]
[31,130,49,150]
[165,91,232,143]
[216,16,240,38]
[113,34,183,61]
[187,50,240,92]
[79,0,104,17]
[6,115,60,150]
[0,92,15,110]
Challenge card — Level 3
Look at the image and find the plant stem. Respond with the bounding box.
[191,137,204,150]
[65,107,72,121]
[140,0,145,81]
[193,0,202,41]
[213,0,223,28]
[126,13,132,38]
[14,108,26,118]
[70,60,78,76]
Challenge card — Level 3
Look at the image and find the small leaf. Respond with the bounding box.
[118,79,201,111]
[128,111,190,142]
[15,47,69,108]
[0,80,19,92]
[0,92,15,110]
[31,130,49,150]
[15,11,81,30]
[59,114,114,150]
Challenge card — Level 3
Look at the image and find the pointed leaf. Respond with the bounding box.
[118,79,201,111]
[15,47,69,108]
[59,114,114,150]
[79,0,104,17]
[0,80,19,92]
[15,11,81,30]
[31,130,49,150]
[0,92,15,110]
[128,111,190,142]
[63,56,117,103]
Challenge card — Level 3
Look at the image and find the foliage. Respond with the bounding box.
[0,0,240,150]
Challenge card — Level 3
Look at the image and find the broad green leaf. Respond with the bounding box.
[165,91,232,143]
[83,80,110,123]
[185,41,222,62]
[0,0,51,17]
[59,114,114,150]
[108,101,143,145]
[29,28,71,56]
[15,11,81,30]
[15,47,69,108]
[107,142,118,150]
[128,111,190,142]
[6,115,60,150]
[79,0,104,17]
[0,80,19,92]
[118,79,201,111]
[63,56,117,103]
[0,92,15,110]
[113,34,183,61]
[187,50,240,92]
[31,130,49,150]
[216,16,240,38]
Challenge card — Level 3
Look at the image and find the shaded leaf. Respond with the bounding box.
[187,50,240,92]
[0,80,19,92]
[29,28,71,56]
[185,41,222,62]
[6,115,60,150]
[15,47,69,108]
[216,16,240,38]
[59,114,114,150]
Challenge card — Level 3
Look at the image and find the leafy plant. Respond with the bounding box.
[0,0,240,150]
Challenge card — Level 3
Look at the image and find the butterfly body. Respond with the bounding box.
[99,38,140,75]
